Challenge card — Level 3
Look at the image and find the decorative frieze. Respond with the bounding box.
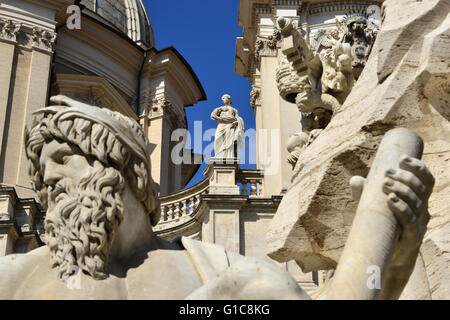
[307,2,373,15]
[272,0,302,6]
[0,18,21,43]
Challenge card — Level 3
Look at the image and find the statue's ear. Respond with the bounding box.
[350,176,366,202]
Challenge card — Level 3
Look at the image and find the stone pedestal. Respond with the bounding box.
[204,158,241,195]
[201,195,247,254]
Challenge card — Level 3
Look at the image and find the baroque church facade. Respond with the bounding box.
[0,0,448,299]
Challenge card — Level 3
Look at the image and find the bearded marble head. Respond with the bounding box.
[24,101,160,281]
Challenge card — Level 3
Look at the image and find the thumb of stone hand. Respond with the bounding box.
[350,176,366,202]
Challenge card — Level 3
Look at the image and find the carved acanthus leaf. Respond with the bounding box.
[149,97,186,129]
[254,29,282,62]
[32,27,57,52]
[0,18,21,42]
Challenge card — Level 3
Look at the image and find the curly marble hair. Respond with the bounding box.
[25,106,160,224]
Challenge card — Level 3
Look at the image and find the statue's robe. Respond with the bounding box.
[213,107,245,158]
[0,237,309,300]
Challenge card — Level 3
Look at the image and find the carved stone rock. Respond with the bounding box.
[276,10,379,164]
[268,0,450,300]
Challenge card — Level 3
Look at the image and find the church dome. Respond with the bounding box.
[80,0,155,49]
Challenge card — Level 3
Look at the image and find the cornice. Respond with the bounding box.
[53,73,139,120]
[0,185,45,218]
[146,47,207,105]
[24,0,76,12]
[305,1,382,15]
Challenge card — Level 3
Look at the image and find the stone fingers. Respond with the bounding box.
[350,176,366,202]
[399,155,435,196]
[387,193,417,226]
[50,95,66,105]
[385,167,426,196]
[383,176,422,211]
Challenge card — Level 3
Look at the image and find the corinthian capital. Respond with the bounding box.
[32,27,57,52]
[0,18,21,43]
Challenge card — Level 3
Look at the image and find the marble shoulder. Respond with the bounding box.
[0,246,50,299]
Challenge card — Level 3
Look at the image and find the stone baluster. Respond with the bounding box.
[194,195,201,209]
[167,204,174,220]
[174,202,181,218]
[161,205,167,221]
[241,180,248,196]
[182,199,187,216]
[250,180,257,197]
[257,180,264,197]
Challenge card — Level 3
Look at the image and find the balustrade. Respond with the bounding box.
[156,169,264,229]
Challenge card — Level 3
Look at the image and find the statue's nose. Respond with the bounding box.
[43,160,64,185]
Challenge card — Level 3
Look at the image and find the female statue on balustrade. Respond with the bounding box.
[210,94,245,159]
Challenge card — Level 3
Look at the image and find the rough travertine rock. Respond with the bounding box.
[268,0,449,299]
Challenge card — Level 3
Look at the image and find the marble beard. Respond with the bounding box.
[25,97,160,281]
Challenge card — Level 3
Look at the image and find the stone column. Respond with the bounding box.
[247,5,303,197]
[0,19,20,160]
[0,21,56,199]
[140,97,186,196]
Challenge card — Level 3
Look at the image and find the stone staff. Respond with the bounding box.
[328,128,424,299]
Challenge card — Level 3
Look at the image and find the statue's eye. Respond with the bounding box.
[53,151,73,165]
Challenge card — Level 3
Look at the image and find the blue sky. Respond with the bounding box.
[145,1,256,187]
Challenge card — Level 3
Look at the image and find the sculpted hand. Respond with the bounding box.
[351,154,435,268]
[382,155,434,263]
[50,95,72,106]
